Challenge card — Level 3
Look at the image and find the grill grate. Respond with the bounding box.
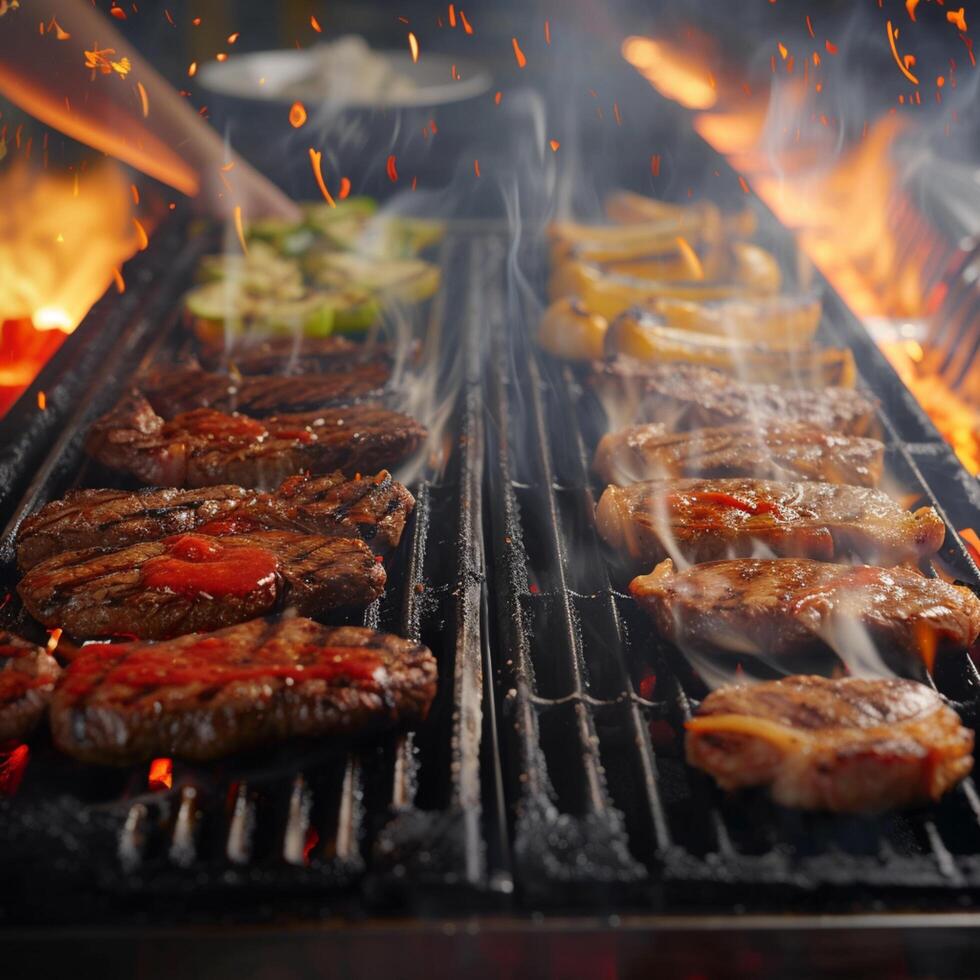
[0,223,507,920]
[3,194,980,924]
[482,200,980,908]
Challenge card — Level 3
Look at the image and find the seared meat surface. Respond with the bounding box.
[199,336,393,375]
[0,631,61,742]
[17,471,414,570]
[19,530,385,640]
[631,558,980,668]
[50,618,436,764]
[597,478,944,569]
[594,421,884,487]
[141,363,389,416]
[686,676,973,811]
[86,392,426,489]
[590,359,876,436]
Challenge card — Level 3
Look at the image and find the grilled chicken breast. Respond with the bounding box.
[19,530,385,640]
[0,631,61,742]
[86,392,426,489]
[597,478,944,569]
[686,676,973,812]
[590,359,876,436]
[141,363,389,416]
[631,558,980,668]
[50,618,436,764]
[593,421,884,487]
[17,471,414,570]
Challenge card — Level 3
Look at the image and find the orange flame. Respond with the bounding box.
[626,32,980,473]
[289,101,308,128]
[621,36,717,110]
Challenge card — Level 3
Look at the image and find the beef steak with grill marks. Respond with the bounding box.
[86,392,426,490]
[17,470,414,570]
[18,530,385,640]
[686,675,973,811]
[0,631,61,742]
[50,617,436,764]
[141,362,389,417]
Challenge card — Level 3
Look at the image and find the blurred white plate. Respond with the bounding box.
[199,46,492,109]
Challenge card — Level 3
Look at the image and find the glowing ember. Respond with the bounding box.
[289,101,308,128]
[386,154,399,183]
[473,158,481,177]
[408,31,420,64]
[309,148,336,206]
[0,745,30,797]
[549,139,560,152]
[947,8,968,32]
[46,628,62,652]
[188,61,197,77]
[338,177,351,199]
[36,390,45,410]
[148,757,173,791]
[310,15,322,33]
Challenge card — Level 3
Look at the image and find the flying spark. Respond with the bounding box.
[512,36,527,68]
[309,148,337,205]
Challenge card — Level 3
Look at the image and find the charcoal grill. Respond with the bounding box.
[3,125,980,975]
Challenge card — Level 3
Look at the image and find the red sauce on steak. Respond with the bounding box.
[141,533,278,598]
[61,639,383,696]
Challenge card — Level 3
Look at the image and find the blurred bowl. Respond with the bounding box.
[198,46,492,109]
[199,45,493,198]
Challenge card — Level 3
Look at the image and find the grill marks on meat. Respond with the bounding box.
[594,422,884,487]
[18,530,385,640]
[590,360,876,436]
[0,631,61,742]
[198,336,393,376]
[86,392,426,489]
[686,676,973,811]
[141,363,390,417]
[597,478,945,569]
[16,471,414,570]
[49,618,436,764]
[16,485,251,571]
[631,558,980,668]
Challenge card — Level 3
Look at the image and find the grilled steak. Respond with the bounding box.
[590,359,876,436]
[594,421,884,487]
[631,558,980,668]
[141,363,389,416]
[17,471,414,570]
[0,631,61,742]
[686,676,973,811]
[199,335,391,375]
[86,392,426,489]
[50,618,436,764]
[19,530,385,640]
[597,478,944,569]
